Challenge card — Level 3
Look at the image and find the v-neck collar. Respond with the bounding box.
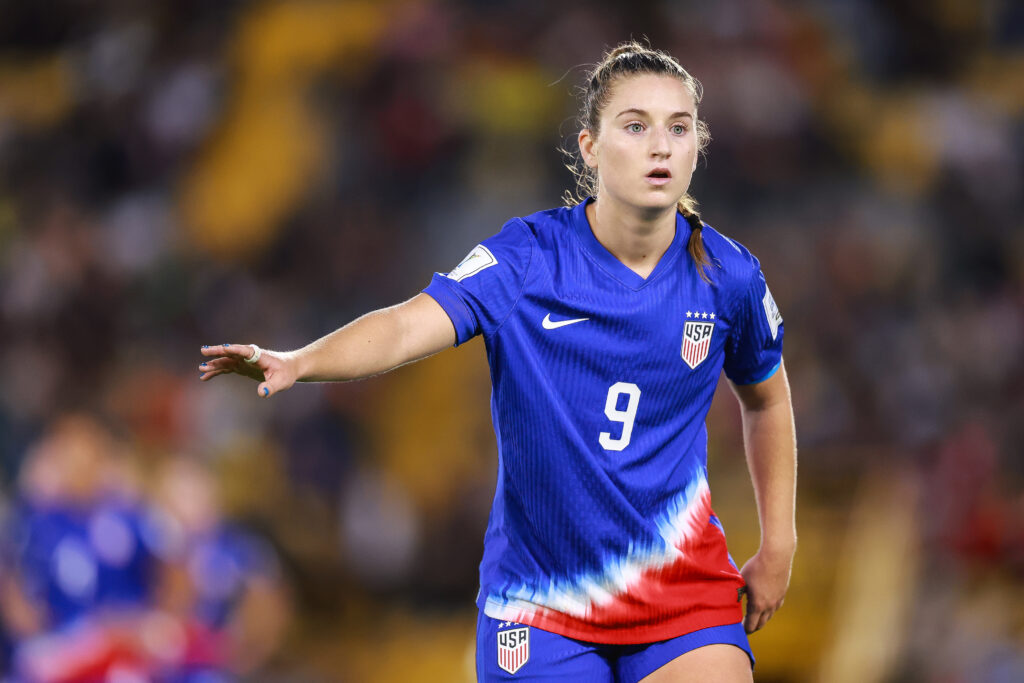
[570,197,691,290]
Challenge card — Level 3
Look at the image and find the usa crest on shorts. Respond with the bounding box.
[682,315,715,369]
[497,625,529,674]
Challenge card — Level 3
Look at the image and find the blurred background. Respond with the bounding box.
[0,0,1022,681]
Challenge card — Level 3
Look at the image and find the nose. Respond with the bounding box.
[650,127,671,158]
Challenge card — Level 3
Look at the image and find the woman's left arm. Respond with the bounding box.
[729,359,797,634]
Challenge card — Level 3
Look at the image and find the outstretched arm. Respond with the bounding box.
[200,293,455,397]
[728,360,797,634]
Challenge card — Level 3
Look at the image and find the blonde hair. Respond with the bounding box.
[566,41,714,281]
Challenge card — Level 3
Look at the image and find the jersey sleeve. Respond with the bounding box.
[422,218,533,345]
[723,256,784,385]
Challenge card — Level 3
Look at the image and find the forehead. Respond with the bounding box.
[602,73,696,117]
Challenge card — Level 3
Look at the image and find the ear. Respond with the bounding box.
[578,129,598,169]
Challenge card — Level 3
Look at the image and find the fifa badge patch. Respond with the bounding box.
[763,285,782,340]
[682,314,715,369]
[497,624,529,675]
[446,244,497,282]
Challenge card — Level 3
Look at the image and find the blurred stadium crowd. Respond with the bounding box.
[0,0,1022,681]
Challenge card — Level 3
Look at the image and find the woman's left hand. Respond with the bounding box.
[739,546,794,634]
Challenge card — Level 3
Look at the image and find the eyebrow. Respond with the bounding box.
[615,108,694,119]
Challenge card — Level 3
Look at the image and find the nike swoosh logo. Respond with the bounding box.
[542,313,589,330]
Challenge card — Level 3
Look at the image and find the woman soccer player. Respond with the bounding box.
[200,42,796,683]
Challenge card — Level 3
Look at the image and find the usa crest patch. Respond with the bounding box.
[497,626,529,674]
[682,320,715,369]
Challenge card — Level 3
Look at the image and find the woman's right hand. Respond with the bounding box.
[199,344,298,398]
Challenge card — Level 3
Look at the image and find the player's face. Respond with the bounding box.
[580,74,699,213]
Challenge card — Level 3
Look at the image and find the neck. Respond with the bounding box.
[586,196,678,279]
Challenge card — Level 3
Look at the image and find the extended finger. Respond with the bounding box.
[236,343,261,362]
[197,344,235,360]
[202,343,252,360]
[219,343,247,358]
[199,368,230,381]
[198,356,246,372]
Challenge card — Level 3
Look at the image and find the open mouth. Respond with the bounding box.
[646,169,672,184]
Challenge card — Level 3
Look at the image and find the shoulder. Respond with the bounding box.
[519,204,574,228]
[445,215,537,283]
[699,222,763,290]
[516,204,575,243]
[477,207,568,255]
[465,204,572,273]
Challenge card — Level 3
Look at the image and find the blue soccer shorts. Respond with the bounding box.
[476,612,754,681]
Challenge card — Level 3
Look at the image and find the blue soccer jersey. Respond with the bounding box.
[9,499,156,628]
[423,198,783,644]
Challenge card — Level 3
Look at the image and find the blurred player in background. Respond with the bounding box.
[150,455,291,680]
[0,417,290,682]
[201,41,796,682]
[0,413,160,681]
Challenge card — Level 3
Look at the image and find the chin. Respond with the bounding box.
[633,191,682,213]
[602,185,683,214]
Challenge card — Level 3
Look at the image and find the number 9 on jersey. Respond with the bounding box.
[599,382,641,451]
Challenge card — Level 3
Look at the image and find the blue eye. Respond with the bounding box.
[671,124,687,135]
[627,123,644,133]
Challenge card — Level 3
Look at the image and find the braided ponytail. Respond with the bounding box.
[681,208,712,283]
